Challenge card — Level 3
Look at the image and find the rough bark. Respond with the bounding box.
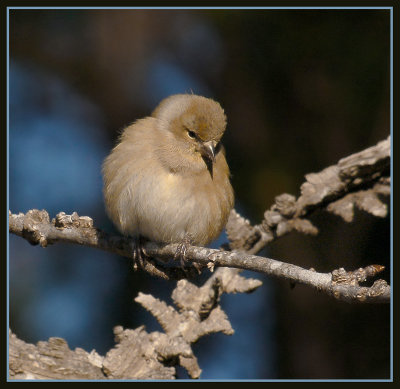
[9,268,261,380]
[226,136,390,252]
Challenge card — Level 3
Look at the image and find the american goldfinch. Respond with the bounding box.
[102,94,234,266]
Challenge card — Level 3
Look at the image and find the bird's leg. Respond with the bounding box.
[174,235,202,274]
[132,235,148,271]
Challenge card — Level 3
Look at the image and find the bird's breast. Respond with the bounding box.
[134,166,232,245]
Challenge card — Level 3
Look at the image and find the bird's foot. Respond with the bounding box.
[174,235,202,274]
[132,236,148,271]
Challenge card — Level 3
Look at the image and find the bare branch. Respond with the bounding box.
[9,208,389,303]
[9,268,261,380]
[227,136,390,251]
[9,330,105,380]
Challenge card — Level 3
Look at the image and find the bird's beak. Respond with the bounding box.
[200,140,217,178]
[201,140,217,164]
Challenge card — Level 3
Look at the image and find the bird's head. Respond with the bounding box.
[153,94,227,177]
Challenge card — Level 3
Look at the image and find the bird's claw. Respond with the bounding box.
[174,240,189,268]
[174,236,202,274]
[132,236,148,271]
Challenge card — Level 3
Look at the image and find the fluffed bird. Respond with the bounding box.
[102,94,234,267]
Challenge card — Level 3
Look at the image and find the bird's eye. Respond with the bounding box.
[187,130,196,139]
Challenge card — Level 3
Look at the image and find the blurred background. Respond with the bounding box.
[8,8,391,379]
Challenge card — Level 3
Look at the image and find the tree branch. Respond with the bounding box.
[9,206,389,303]
[226,136,390,252]
[9,268,262,379]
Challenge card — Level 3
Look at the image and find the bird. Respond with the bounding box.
[102,94,234,269]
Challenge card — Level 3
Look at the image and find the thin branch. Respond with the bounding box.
[9,208,389,303]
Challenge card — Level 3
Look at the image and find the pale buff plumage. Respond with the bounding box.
[102,94,234,246]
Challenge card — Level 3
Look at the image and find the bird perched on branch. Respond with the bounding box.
[102,94,234,268]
